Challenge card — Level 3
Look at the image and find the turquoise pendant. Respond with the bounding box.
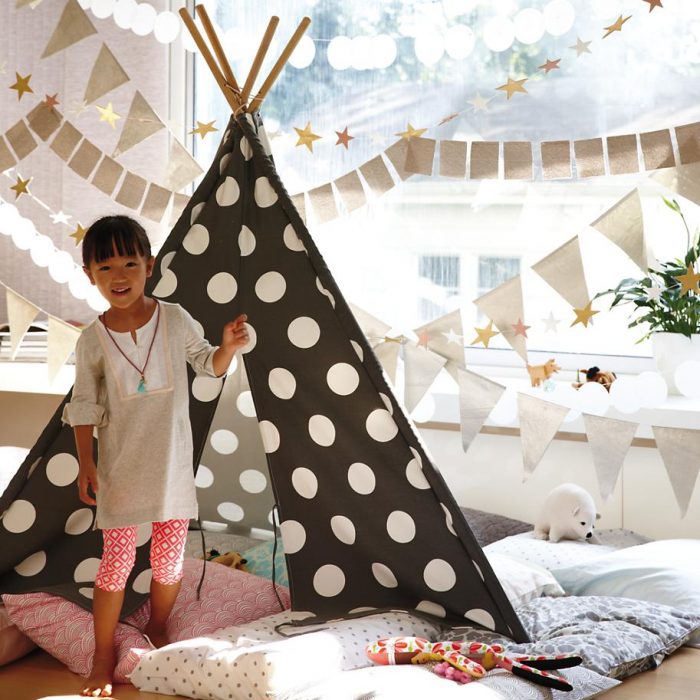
[137,376,147,394]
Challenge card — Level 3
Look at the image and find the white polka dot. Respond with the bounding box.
[65,508,94,535]
[349,606,377,615]
[313,564,345,597]
[216,176,240,206]
[326,363,359,396]
[79,587,94,599]
[226,355,239,376]
[347,462,375,495]
[153,269,177,298]
[207,272,237,304]
[46,453,79,487]
[351,340,364,361]
[259,420,280,453]
[190,201,205,224]
[280,519,306,554]
[240,469,267,493]
[133,569,153,594]
[371,562,398,588]
[292,467,318,499]
[217,502,244,522]
[211,429,239,454]
[27,457,41,479]
[465,608,496,631]
[330,515,356,544]
[15,551,46,577]
[240,135,253,160]
[254,176,278,207]
[283,223,304,251]
[379,393,393,414]
[219,152,232,174]
[316,278,335,308]
[406,457,430,490]
[288,317,320,348]
[195,464,214,488]
[183,223,209,255]
[267,367,297,399]
[473,560,484,580]
[241,322,257,354]
[366,409,398,442]
[255,271,286,303]
[236,390,257,417]
[3,500,36,533]
[239,226,256,256]
[161,250,176,273]
[135,523,152,547]
[309,414,336,447]
[416,600,447,618]
[192,375,224,402]
[74,557,101,582]
[386,511,416,543]
[424,559,456,592]
[441,503,457,536]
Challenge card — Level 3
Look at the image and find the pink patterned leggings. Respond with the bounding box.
[95,518,190,592]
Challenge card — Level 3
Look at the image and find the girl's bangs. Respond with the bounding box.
[93,227,146,263]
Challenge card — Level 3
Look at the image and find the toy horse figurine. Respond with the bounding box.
[366,637,583,692]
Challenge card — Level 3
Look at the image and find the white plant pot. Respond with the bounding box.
[651,332,700,395]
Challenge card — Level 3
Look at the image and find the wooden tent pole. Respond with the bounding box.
[240,16,280,108]
[178,8,242,114]
[248,17,311,114]
[195,4,241,94]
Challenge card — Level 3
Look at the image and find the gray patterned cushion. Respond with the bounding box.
[459,508,532,547]
[444,595,700,680]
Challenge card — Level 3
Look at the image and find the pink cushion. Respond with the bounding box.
[0,603,36,666]
[2,558,290,681]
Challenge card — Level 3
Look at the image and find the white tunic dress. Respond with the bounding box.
[62,301,220,529]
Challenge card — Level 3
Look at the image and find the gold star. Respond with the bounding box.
[471,321,499,348]
[603,14,632,39]
[189,120,218,139]
[335,126,354,149]
[511,318,531,338]
[538,58,561,74]
[396,123,427,140]
[468,93,492,112]
[571,302,600,328]
[496,77,528,100]
[96,102,121,129]
[643,0,663,11]
[43,93,59,110]
[10,175,31,199]
[675,265,700,295]
[70,223,87,246]
[9,72,33,100]
[294,121,322,152]
[569,37,592,56]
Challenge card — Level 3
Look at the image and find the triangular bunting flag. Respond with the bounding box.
[113,91,165,157]
[163,138,205,192]
[518,394,569,478]
[652,162,700,207]
[652,426,700,518]
[6,287,40,360]
[583,414,638,500]
[84,44,130,104]
[349,304,391,347]
[457,369,505,453]
[413,309,464,366]
[474,276,527,361]
[41,0,97,59]
[532,237,589,309]
[403,343,447,413]
[590,189,647,271]
[373,340,401,384]
[47,317,81,384]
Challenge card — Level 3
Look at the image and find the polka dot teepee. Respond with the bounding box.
[0,7,527,641]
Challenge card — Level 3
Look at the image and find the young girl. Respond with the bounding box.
[62,215,248,698]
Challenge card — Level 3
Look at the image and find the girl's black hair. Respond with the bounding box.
[82,215,152,267]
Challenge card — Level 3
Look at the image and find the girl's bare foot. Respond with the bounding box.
[81,650,116,697]
[144,621,169,649]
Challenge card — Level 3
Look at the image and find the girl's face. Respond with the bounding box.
[84,245,155,310]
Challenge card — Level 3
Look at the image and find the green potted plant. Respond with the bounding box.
[596,198,700,394]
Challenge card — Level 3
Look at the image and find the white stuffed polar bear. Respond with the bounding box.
[534,483,601,543]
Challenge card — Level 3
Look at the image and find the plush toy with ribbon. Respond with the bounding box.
[366,637,582,692]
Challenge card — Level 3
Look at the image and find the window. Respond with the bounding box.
[418,254,460,323]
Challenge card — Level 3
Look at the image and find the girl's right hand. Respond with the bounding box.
[78,462,98,506]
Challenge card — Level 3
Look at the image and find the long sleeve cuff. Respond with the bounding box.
[61,402,108,428]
